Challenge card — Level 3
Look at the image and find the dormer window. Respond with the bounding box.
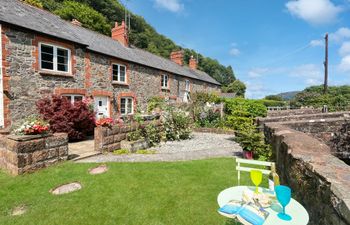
[39,43,71,73]
[112,64,126,83]
[161,74,169,89]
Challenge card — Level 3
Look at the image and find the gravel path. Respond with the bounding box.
[77,132,242,163]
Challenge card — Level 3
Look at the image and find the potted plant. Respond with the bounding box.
[95,118,118,128]
[12,116,50,140]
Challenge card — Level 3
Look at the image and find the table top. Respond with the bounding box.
[217,186,309,225]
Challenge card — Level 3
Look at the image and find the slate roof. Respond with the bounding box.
[0,0,221,86]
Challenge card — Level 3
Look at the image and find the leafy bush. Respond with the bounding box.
[36,95,95,141]
[127,129,143,141]
[224,98,267,118]
[258,99,286,107]
[196,108,223,128]
[163,107,192,141]
[127,122,162,147]
[147,97,166,113]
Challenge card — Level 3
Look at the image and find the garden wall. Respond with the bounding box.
[266,108,322,117]
[94,120,163,152]
[264,123,350,225]
[0,133,68,175]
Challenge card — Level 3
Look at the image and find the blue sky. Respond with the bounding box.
[126,0,350,98]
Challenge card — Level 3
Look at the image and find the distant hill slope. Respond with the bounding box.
[30,0,236,85]
[277,91,300,100]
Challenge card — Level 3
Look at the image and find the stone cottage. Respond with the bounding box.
[0,0,221,129]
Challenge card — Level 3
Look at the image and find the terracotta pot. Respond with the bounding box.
[243,150,253,159]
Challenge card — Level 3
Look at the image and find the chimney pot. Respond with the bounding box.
[170,50,184,66]
[111,21,129,47]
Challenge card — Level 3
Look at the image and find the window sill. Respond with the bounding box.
[39,70,73,77]
[112,81,129,86]
[161,87,170,91]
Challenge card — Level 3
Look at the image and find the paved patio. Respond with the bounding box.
[68,138,100,161]
[77,132,242,163]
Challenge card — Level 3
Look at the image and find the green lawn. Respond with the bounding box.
[0,158,267,225]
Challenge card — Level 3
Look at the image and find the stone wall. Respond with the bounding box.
[94,120,162,152]
[0,133,68,175]
[258,111,350,126]
[267,108,322,117]
[2,26,220,128]
[264,123,350,225]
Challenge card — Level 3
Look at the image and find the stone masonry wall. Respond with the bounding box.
[267,108,322,117]
[264,123,350,225]
[2,26,220,127]
[94,120,163,152]
[0,133,68,175]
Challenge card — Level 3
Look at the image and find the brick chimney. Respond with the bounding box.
[189,55,198,70]
[71,19,82,26]
[170,50,184,66]
[111,21,129,47]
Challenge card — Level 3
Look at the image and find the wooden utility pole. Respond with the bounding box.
[323,33,328,94]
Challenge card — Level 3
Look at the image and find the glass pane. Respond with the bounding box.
[74,96,83,102]
[41,61,53,70]
[127,98,133,114]
[41,45,54,70]
[112,65,119,81]
[57,63,68,72]
[57,48,69,72]
[121,98,126,114]
[120,66,126,82]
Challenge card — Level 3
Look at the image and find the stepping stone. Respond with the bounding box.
[89,164,108,175]
[11,204,27,216]
[50,182,82,195]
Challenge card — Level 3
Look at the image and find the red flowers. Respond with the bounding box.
[96,118,124,127]
[24,124,49,135]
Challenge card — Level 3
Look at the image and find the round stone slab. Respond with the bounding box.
[50,182,82,195]
[89,164,108,175]
[11,204,27,216]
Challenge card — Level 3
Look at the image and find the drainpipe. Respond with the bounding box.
[0,24,4,128]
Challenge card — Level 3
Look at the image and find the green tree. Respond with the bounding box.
[54,1,111,35]
[223,80,246,97]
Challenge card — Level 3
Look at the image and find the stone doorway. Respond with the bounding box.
[68,136,100,161]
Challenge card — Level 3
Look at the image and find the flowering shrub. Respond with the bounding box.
[95,118,117,127]
[36,95,95,141]
[82,97,94,112]
[14,116,50,135]
[162,107,192,141]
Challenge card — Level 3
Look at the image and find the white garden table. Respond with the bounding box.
[217,186,309,225]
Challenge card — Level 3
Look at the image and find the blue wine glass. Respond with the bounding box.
[275,185,292,221]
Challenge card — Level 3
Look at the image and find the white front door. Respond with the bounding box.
[94,96,109,119]
[0,24,4,128]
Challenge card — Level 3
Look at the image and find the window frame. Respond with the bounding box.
[161,74,169,89]
[120,97,134,116]
[39,42,71,74]
[62,94,84,104]
[112,63,127,84]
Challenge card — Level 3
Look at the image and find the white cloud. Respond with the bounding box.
[229,48,240,56]
[289,64,323,85]
[310,39,323,47]
[339,42,350,56]
[339,55,350,72]
[247,67,269,78]
[330,27,350,43]
[245,81,271,99]
[154,0,184,13]
[285,0,343,25]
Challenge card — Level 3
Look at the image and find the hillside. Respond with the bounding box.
[25,0,235,86]
[277,91,300,101]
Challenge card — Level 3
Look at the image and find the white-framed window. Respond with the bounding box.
[120,97,133,115]
[39,43,71,73]
[62,94,84,104]
[161,74,169,88]
[112,64,127,83]
[185,80,190,92]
